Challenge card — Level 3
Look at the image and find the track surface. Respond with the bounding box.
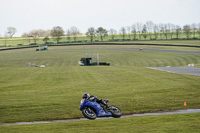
[149,67,200,76]
[1,109,200,126]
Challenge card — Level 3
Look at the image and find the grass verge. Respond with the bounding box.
[0,113,200,133]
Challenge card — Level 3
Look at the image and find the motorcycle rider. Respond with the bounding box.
[82,93,109,109]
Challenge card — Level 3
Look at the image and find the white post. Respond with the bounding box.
[97,53,99,65]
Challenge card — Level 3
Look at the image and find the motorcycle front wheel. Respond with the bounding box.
[109,105,122,118]
[82,107,97,120]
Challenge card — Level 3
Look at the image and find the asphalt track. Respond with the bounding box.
[0,109,200,126]
[136,48,200,54]
[148,67,200,76]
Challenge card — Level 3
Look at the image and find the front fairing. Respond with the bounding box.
[79,99,88,110]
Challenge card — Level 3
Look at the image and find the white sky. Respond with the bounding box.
[0,0,200,37]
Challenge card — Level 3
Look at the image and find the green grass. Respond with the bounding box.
[0,113,200,133]
[0,45,200,67]
[0,45,200,123]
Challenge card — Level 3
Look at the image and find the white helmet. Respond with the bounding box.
[82,93,90,99]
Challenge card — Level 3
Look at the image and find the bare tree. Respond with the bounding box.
[131,24,137,41]
[30,29,49,37]
[86,27,96,42]
[153,24,159,40]
[4,32,9,46]
[51,26,64,43]
[119,27,126,40]
[66,29,71,42]
[163,24,170,40]
[168,23,175,39]
[109,28,117,41]
[136,23,143,40]
[27,31,39,44]
[142,25,147,40]
[126,26,131,40]
[183,25,191,39]
[70,26,80,42]
[96,27,108,41]
[159,24,164,39]
[33,35,39,44]
[21,29,51,37]
[197,23,200,39]
[175,25,181,39]
[146,21,154,40]
[7,27,17,37]
[191,23,197,38]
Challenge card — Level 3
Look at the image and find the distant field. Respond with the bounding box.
[0,33,200,48]
[0,113,200,133]
[0,45,200,123]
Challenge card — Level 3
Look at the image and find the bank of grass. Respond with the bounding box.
[0,113,200,133]
[0,45,200,68]
[1,66,200,123]
[0,45,200,123]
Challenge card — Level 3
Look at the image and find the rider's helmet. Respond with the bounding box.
[82,93,90,99]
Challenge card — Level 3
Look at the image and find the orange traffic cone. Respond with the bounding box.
[184,101,187,106]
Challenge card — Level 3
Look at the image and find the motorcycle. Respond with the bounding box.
[79,99,122,120]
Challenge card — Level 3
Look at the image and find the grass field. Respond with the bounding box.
[0,113,200,133]
[0,45,200,124]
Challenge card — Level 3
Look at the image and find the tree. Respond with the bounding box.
[126,26,131,40]
[131,24,137,41]
[21,29,51,37]
[96,27,108,41]
[86,27,96,42]
[109,28,117,41]
[142,25,147,40]
[183,25,191,39]
[70,26,80,42]
[175,25,181,39]
[7,27,17,37]
[119,27,126,40]
[191,23,197,38]
[51,26,64,43]
[66,30,71,42]
[167,23,175,39]
[153,24,159,40]
[43,36,50,44]
[136,23,143,40]
[197,23,200,39]
[33,35,39,44]
[146,21,154,40]
[4,32,9,46]
[159,24,164,39]
[163,24,170,40]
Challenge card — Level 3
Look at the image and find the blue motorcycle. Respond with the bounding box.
[79,99,122,120]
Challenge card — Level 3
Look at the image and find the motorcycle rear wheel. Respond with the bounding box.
[82,107,97,120]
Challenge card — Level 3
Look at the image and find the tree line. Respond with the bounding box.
[1,21,200,44]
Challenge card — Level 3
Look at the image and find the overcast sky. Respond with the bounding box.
[0,0,200,37]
